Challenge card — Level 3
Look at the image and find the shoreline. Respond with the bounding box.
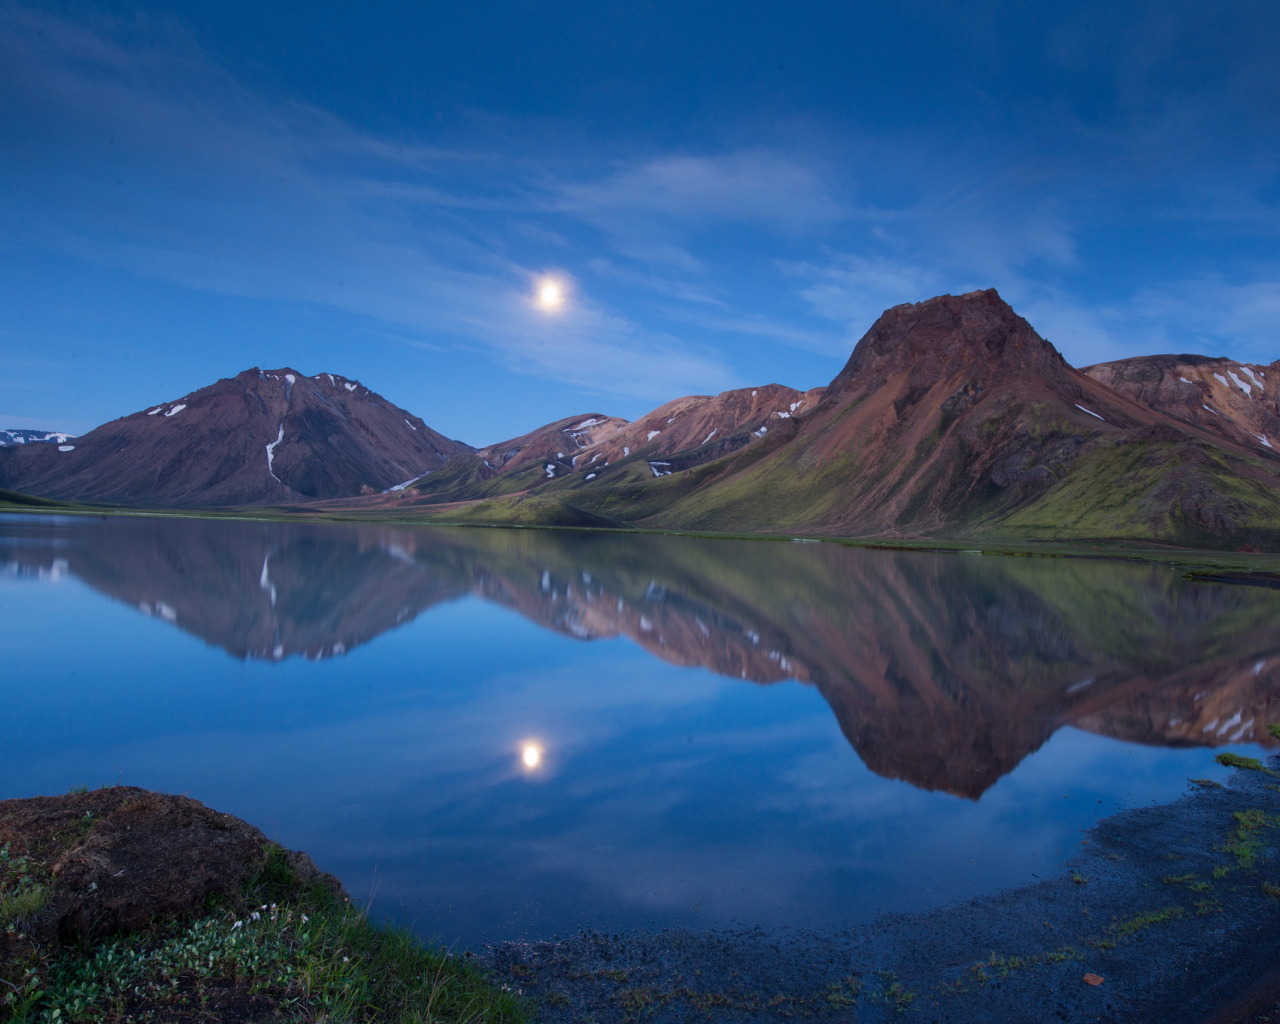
[4,498,1280,581]
[478,758,1280,1023]
[3,761,1278,1021]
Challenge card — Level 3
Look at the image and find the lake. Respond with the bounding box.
[1,513,1275,949]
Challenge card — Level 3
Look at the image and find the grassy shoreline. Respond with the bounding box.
[4,495,1280,578]
[0,791,523,1024]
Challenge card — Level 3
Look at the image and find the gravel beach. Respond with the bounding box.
[482,758,1280,1023]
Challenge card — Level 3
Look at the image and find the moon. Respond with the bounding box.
[522,745,541,767]
[536,279,565,310]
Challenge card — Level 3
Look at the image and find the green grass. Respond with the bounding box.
[1,845,522,1024]
[988,434,1280,548]
[1216,752,1273,773]
[1221,808,1272,871]
[1111,906,1185,939]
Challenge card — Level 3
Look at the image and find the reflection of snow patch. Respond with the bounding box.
[1216,710,1243,737]
[639,616,653,632]
[156,602,177,622]
[1066,676,1095,694]
[58,445,75,452]
[1074,404,1104,421]
[1256,660,1266,676]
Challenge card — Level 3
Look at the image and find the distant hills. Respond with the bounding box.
[1,429,77,446]
[3,289,1278,547]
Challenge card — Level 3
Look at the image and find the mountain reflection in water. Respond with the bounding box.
[4,515,1277,799]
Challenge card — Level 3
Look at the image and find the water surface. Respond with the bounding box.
[2,514,1276,947]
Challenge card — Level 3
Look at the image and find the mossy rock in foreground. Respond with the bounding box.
[0,789,522,1024]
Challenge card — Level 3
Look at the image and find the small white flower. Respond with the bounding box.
[301,915,309,924]
[343,956,349,963]
[251,912,260,921]
[260,905,268,911]
[232,921,242,930]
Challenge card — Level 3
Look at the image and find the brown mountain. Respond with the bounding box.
[577,384,827,475]
[1082,354,1279,453]
[490,289,1280,547]
[0,368,470,506]
[357,384,830,512]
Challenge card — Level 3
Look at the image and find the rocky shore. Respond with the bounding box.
[481,758,1280,1023]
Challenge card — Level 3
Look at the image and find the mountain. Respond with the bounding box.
[1082,354,1278,452]
[572,383,827,474]
[426,290,1280,548]
[387,412,631,506]
[6,516,1277,798]
[0,368,470,506]
[361,384,828,518]
[1,429,77,446]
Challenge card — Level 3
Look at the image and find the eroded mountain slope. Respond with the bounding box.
[0,368,469,506]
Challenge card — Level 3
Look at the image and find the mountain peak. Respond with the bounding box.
[831,288,1067,397]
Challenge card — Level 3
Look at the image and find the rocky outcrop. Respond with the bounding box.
[0,788,343,943]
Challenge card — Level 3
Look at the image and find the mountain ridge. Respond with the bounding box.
[4,290,1279,548]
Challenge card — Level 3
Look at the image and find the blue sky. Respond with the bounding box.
[2,1,1278,443]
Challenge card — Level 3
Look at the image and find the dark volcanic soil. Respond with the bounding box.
[481,759,1280,1023]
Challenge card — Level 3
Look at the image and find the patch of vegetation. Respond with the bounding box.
[1111,906,1185,940]
[1163,874,1213,892]
[0,844,51,933]
[824,976,860,1008]
[1216,752,1273,773]
[1,844,522,1024]
[1188,778,1224,789]
[1221,808,1273,871]
[872,972,916,1013]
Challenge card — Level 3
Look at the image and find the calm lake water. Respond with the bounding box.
[2,513,1276,948]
